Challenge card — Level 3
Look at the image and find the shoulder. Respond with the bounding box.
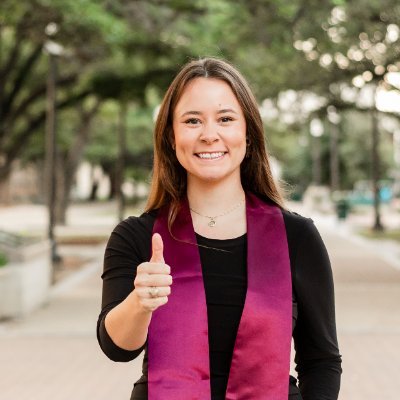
[281,208,314,237]
[281,209,331,274]
[113,209,158,236]
[106,210,158,258]
[280,209,326,264]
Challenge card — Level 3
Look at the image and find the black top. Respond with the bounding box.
[97,209,342,400]
[196,232,247,399]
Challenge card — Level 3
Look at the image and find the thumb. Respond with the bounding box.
[150,233,164,263]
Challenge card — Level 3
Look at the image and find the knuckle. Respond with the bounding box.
[142,278,150,287]
[134,275,147,287]
[159,296,168,305]
[141,299,155,312]
[137,262,148,273]
[156,263,166,273]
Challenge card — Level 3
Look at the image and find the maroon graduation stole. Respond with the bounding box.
[148,192,292,399]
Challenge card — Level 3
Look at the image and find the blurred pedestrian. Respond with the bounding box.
[97,57,342,399]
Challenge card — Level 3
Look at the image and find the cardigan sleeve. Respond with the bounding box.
[96,213,154,362]
[292,218,342,400]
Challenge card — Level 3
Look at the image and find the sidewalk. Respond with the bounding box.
[0,202,143,400]
[0,202,399,399]
[292,203,400,400]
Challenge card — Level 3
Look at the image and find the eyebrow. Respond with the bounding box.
[180,108,238,118]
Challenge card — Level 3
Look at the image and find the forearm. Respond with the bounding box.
[104,290,152,351]
[297,357,342,400]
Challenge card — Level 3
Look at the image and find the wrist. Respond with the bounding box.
[130,290,153,316]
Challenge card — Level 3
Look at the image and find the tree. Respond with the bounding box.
[0,0,208,220]
[0,0,128,183]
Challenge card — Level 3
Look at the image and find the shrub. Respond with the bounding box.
[0,252,7,267]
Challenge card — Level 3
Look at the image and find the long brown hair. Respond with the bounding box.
[145,57,286,230]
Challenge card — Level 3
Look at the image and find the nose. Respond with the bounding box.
[199,122,219,144]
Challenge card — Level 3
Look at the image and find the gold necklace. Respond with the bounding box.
[189,198,245,227]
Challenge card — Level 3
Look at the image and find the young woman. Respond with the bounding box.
[97,57,342,400]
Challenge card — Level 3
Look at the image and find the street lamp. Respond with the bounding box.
[44,24,64,270]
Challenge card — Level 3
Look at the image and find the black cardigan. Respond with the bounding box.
[97,209,342,400]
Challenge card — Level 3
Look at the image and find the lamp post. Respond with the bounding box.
[44,25,64,272]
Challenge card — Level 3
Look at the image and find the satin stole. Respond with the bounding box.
[148,192,292,399]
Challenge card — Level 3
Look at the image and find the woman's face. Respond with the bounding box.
[172,77,247,185]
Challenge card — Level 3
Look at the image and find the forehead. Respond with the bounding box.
[174,77,242,114]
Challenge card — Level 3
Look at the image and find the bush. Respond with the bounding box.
[0,252,7,267]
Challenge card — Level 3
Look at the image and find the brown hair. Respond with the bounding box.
[145,57,286,230]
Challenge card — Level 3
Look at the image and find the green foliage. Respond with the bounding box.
[266,121,313,195]
[44,0,129,45]
[0,252,7,267]
[84,100,155,173]
[360,228,400,242]
[340,111,394,189]
[2,0,400,200]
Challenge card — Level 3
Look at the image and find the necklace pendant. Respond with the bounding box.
[208,219,216,227]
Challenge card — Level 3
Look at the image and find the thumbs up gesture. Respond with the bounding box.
[133,233,172,313]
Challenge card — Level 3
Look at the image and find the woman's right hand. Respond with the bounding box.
[133,233,173,313]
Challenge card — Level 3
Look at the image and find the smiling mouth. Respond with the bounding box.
[195,151,227,160]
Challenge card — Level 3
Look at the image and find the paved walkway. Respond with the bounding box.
[292,204,400,400]
[0,202,399,399]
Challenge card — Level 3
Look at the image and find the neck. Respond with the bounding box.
[187,174,245,215]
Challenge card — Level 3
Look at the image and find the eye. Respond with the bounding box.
[184,118,201,125]
[220,116,234,123]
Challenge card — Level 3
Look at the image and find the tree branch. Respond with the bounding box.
[0,13,29,82]
[1,43,43,119]
[1,90,91,179]
[6,73,78,127]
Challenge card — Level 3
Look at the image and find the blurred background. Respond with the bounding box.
[0,1,399,399]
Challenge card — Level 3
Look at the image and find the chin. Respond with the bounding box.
[195,174,223,182]
[190,169,234,184]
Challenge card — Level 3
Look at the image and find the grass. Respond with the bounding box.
[359,229,400,243]
[55,235,109,245]
[0,252,7,267]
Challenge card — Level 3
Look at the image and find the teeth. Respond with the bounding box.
[197,152,225,159]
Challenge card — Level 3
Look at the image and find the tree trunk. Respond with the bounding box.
[0,162,12,185]
[53,100,101,225]
[312,136,322,185]
[116,100,128,221]
[108,167,117,200]
[371,110,384,231]
[89,178,99,201]
[329,122,340,192]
